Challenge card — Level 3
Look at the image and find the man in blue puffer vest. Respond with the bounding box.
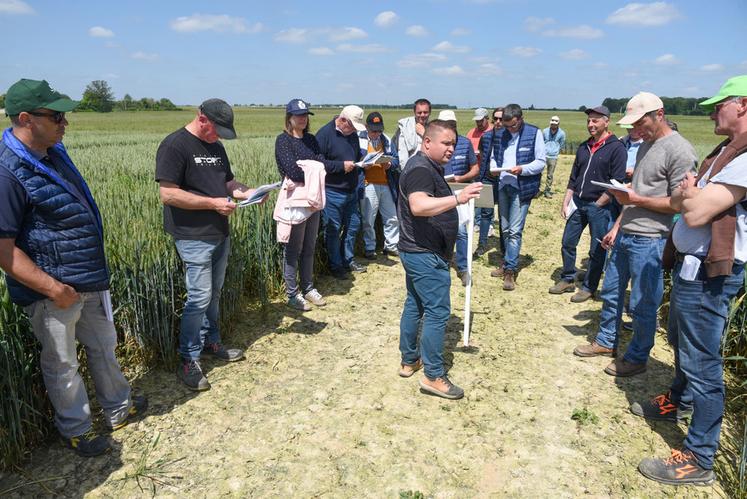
[0,79,147,458]
[478,104,546,290]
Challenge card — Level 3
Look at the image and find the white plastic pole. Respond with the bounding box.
[463,198,475,347]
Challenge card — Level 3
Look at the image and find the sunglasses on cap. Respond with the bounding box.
[28,110,66,124]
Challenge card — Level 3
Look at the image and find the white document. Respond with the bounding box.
[100,290,114,322]
[356,151,394,167]
[566,198,577,219]
[590,179,632,193]
[237,182,282,207]
[489,166,513,174]
[454,189,473,226]
[679,255,702,281]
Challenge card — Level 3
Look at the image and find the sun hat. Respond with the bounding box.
[286,98,314,115]
[199,98,236,140]
[4,79,78,116]
[339,105,366,131]
[699,75,747,112]
[617,92,664,125]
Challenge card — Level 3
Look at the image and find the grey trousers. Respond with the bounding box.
[25,292,131,438]
[283,211,321,298]
[544,157,558,193]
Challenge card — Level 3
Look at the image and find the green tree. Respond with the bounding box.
[119,93,134,111]
[0,93,5,109]
[80,80,115,112]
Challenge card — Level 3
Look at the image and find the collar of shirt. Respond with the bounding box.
[588,132,611,154]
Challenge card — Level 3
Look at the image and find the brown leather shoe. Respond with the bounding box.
[490,266,504,278]
[604,358,646,377]
[549,280,575,294]
[573,341,615,357]
[570,289,593,303]
[503,270,516,291]
[418,375,464,399]
[398,359,423,378]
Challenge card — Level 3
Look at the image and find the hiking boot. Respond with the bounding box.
[622,320,633,331]
[571,289,593,303]
[419,375,464,400]
[62,429,111,457]
[573,341,615,358]
[383,248,399,258]
[110,395,149,431]
[303,288,327,307]
[178,359,210,391]
[638,449,715,486]
[503,270,516,291]
[348,261,367,273]
[331,268,350,280]
[604,358,646,377]
[473,245,488,259]
[287,294,311,311]
[490,266,504,278]
[398,359,423,378]
[203,342,245,362]
[549,280,575,294]
[630,392,692,423]
[364,251,376,260]
[457,270,470,287]
[575,270,586,282]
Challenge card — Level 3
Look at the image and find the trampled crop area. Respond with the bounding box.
[0,109,743,497]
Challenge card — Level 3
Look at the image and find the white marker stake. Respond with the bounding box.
[463,198,475,347]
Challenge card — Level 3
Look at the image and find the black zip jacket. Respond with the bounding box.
[566,134,627,201]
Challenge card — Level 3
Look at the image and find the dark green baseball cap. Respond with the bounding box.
[5,79,79,116]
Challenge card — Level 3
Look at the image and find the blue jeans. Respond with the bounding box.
[667,260,744,469]
[560,197,611,293]
[498,184,531,272]
[175,237,230,361]
[455,224,468,272]
[478,182,501,247]
[361,183,398,252]
[399,251,451,379]
[322,188,358,271]
[594,233,665,363]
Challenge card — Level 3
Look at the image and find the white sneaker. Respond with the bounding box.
[303,288,327,307]
[487,226,496,238]
[287,294,311,311]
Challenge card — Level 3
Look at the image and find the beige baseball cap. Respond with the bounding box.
[339,105,366,131]
[617,92,664,125]
[437,109,457,122]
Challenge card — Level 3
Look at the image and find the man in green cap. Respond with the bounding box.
[0,79,147,457]
[632,75,747,486]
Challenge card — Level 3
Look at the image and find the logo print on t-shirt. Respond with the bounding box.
[193,155,224,168]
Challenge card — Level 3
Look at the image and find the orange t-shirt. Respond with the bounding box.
[364,139,388,185]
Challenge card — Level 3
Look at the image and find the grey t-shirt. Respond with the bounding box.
[620,131,697,237]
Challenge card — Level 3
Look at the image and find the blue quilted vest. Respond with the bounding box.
[478,124,540,202]
[444,135,473,177]
[0,128,109,306]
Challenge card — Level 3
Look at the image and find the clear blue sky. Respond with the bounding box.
[1,0,745,108]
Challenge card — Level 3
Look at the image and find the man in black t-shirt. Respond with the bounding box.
[156,98,263,391]
[397,120,482,400]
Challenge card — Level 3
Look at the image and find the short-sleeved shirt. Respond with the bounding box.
[397,152,458,261]
[155,127,234,240]
[672,150,747,262]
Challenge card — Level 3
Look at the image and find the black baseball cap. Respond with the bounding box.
[199,98,236,140]
[585,105,610,118]
[286,98,314,115]
[366,112,384,132]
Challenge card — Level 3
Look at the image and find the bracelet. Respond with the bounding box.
[454,193,461,206]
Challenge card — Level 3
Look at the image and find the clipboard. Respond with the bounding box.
[447,182,494,208]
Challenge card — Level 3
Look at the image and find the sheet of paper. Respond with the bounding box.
[489,166,513,173]
[100,290,114,322]
[566,198,577,218]
[237,181,282,207]
[590,180,632,193]
[679,254,702,281]
[356,151,384,167]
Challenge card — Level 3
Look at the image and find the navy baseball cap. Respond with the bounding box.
[585,105,610,118]
[286,99,314,115]
[366,112,384,132]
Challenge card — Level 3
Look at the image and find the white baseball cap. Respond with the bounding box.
[550,116,560,124]
[437,109,457,122]
[339,105,366,131]
[617,92,664,126]
[473,108,488,121]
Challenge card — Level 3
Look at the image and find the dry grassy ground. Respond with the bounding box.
[0,156,729,498]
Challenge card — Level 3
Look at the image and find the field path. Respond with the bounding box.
[0,158,724,498]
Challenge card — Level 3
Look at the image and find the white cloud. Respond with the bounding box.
[309,47,334,56]
[405,25,429,37]
[329,27,367,42]
[374,11,398,27]
[432,41,470,53]
[560,49,588,60]
[543,25,603,39]
[478,63,503,76]
[510,46,541,58]
[130,51,159,62]
[397,52,447,68]
[274,28,309,44]
[170,14,262,34]
[700,64,724,72]
[433,65,465,76]
[336,43,389,54]
[89,26,114,38]
[654,53,678,65]
[524,16,554,32]
[450,27,470,37]
[0,0,33,14]
[606,2,681,27]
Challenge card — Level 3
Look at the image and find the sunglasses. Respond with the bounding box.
[492,116,502,122]
[28,111,66,124]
